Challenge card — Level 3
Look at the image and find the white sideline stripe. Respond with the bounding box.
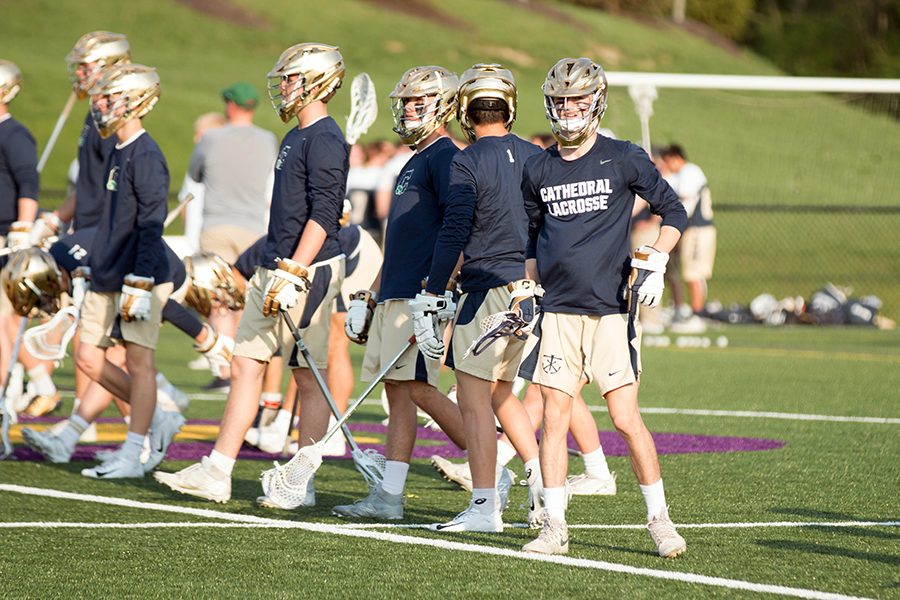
[0,485,869,600]
[334,520,900,531]
[0,521,281,529]
[588,406,900,424]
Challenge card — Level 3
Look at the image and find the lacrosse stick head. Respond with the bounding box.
[24,306,79,361]
[390,65,458,147]
[184,252,245,317]
[2,248,64,318]
[462,310,527,360]
[346,72,377,145]
[352,448,386,489]
[0,60,22,105]
[258,445,324,509]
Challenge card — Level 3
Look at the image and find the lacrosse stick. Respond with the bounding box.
[164,193,194,228]
[0,318,29,459]
[345,73,377,145]
[23,306,79,362]
[37,91,77,174]
[280,309,387,487]
[261,331,416,503]
[461,310,529,360]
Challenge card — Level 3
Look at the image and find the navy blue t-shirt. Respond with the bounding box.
[75,111,118,231]
[262,117,349,269]
[234,235,266,281]
[51,226,183,288]
[427,134,542,295]
[0,115,39,235]
[89,131,170,292]
[379,136,457,301]
[523,136,687,316]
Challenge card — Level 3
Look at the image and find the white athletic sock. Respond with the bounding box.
[543,486,567,521]
[208,450,235,477]
[381,460,409,496]
[496,440,517,467]
[640,479,667,520]
[121,432,145,462]
[524,458,542,488]
[272,409,293,433]
[71,398,82,415]
[582,447,612,479]
[260,392,283,409]
[59,415,89,450]
[27,365,56,397]
[471,488,497,514]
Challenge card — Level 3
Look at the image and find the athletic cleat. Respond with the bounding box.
[157,380,190,412]
[154,457,231,503]
[567,471,617,496]
[22,428,74,463]
[244,426,262,448]
[144,411,186,473]
[647,508,687,558]
[497,467,514,512]
[430,455,473,492]
[523,510,569,555]
[80,422,98,442]
[81,455,144,479]
[256,423,289,455]
[257,463,316,509]
[332,484,404,520]
[320,433,346,457]
[432,503,503,532]
[23,393,61,417]
[527,484,544,529]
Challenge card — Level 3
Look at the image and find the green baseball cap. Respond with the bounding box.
[221,82,259,109]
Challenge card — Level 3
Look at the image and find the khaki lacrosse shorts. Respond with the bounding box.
[447,285,526,383]
[335,227,383,313]
[519,312,642,398]
[234,255,344,369]
[360,299,442,387]
[680,225,717,282]
[79,283,174,350]
[200,225,263,264]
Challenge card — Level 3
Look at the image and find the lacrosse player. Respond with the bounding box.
[412,65,543,532]
[520,58,688,557]
[155,43,348,506]
[335,66,472,520]
[69,63,175,479]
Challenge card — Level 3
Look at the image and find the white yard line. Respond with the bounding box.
[588,406,900,424]
[0,484,872,600]
[333,520,900,531]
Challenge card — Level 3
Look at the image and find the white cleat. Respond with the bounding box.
[22,428,74,463]
[430,455,473,492]
[432,503,503,532]
[257,464,316,509]
[144,411,186,473]
[332,484,404,519]
[157,380,189,412]
[523,510,569,555]
[154,457,231,503]
[321,416,347,457]
[244,426,261,448]
[647,508,687,558]
[256,424,289,455]
[82,455,144,479]
[497,467,515,513]
[527,484,544,529]
[567,471,617,496]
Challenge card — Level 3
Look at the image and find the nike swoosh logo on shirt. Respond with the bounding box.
[600,159,612,165]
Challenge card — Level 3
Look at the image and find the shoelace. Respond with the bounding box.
[648,516,678,543]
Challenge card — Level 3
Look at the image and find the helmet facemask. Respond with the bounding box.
[389,66,458,147]
[88,64,160,138]
[542,57,608,148]
[266,43,344,124]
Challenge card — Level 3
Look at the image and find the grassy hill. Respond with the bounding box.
[2,0,899,310]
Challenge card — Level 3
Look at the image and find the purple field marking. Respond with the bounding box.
[10,418,784,463]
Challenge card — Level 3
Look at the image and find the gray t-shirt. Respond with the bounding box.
[188,123,278,233]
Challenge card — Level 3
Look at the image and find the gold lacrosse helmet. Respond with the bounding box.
[1,248,64,318]
[0,60,22,105]
[88,63,160,139]
[66,31,131,100]
[266,43,344,124]
[390,66,459,147]
[184,252,245,317]
[542,57,608,148]
[457,64,517,144]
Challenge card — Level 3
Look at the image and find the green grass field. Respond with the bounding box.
[1,324,898,598]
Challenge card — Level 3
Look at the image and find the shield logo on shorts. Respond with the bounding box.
[541,354,561,374]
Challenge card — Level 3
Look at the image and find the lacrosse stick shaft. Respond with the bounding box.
[0,317,29,459]
[37,91,77,174]
[163,193,194,228]
[280,310,365,454]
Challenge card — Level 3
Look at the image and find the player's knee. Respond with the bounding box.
[75,346,101,379]
[610,410,643,437]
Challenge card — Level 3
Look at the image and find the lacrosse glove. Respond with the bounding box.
[409,293,453,360]
[507,279,543,336]
[262,258,309,318]
[345,290,377,344]
[627,245,668,309]
[70,267,91,311]
[7,221,33,251]
[29,213,63,248]
[194,324,234,378]
[119,274,154,322]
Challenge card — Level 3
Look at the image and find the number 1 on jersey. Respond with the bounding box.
[506,148,515,163]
